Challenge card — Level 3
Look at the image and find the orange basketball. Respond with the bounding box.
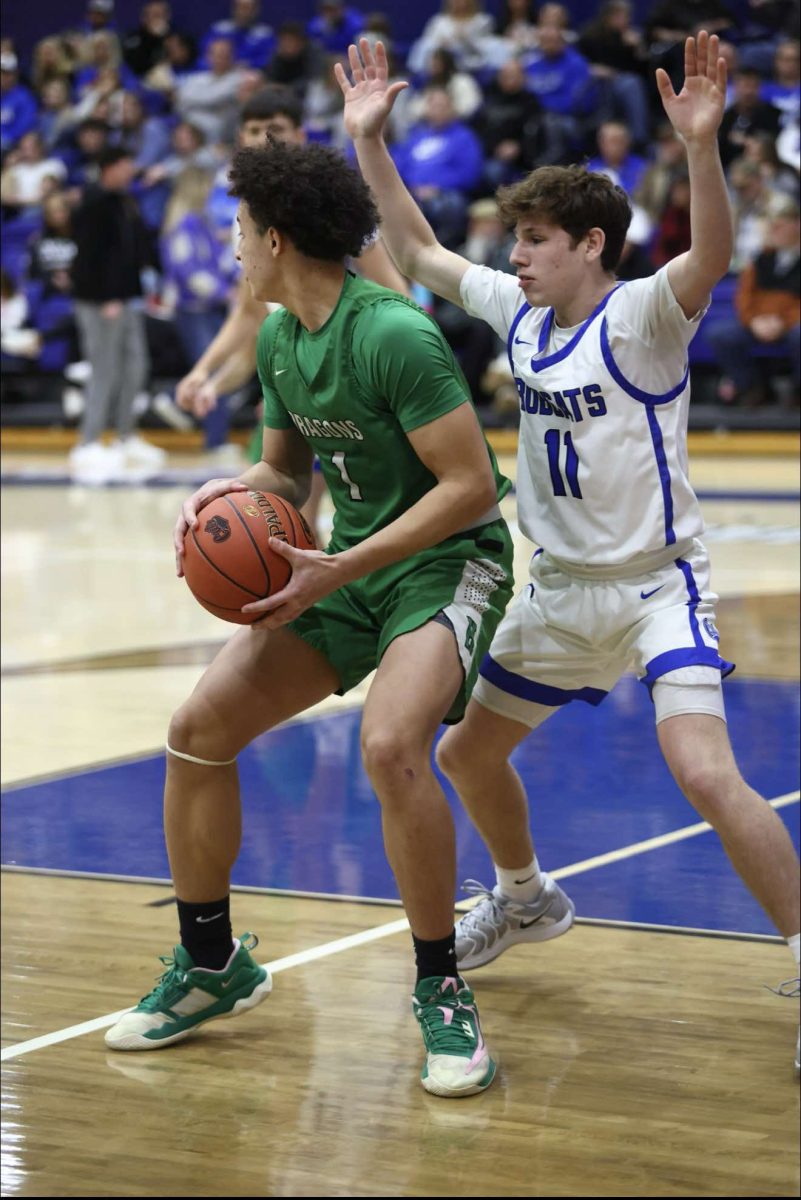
[182,490,316,623]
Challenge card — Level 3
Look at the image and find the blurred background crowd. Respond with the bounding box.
[1,0,799,454]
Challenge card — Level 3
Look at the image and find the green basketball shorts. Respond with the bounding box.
[289,519,514,723]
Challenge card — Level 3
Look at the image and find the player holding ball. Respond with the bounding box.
[105,138,515,1098]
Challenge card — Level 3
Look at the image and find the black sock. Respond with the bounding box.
[176,896,234,970]
[413,930,459,984]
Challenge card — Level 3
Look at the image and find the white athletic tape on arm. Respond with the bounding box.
[166,743,237,767]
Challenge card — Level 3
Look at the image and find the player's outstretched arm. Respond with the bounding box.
[175,275,264,415]
[336,38,471,308]
[656,31,733,318]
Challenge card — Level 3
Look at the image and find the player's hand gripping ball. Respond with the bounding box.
[182,490,316,623]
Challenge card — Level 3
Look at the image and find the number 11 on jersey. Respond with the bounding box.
[544,430,582,499]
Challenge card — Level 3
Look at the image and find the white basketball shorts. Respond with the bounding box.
[473,538,734,728]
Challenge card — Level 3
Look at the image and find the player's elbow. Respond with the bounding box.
[456,470,498,524]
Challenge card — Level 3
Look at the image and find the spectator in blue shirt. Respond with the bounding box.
[586,120,648,196]
[1,53,39,155]
[307,1,365,55]
[73,31,141,101]
[202,0,275,71]
[521,23,596,117]
[37,79,77,157]
[160,166,237,449]
[24,190,80,373]
[391,86,483,248]
[761,40,800,128]
[117,91,170,169]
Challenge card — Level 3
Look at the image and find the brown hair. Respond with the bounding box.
[496,164,632,272]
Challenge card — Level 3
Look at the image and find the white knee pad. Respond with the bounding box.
[166,743,237,767]
[652,667,727,725]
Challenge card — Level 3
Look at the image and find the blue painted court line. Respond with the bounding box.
[2,676,798,936]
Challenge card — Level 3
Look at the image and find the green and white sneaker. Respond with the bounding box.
[412,975,496,1098]
[105,933,271,1051]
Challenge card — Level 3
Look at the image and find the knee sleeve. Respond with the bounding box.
[652,667,727,725]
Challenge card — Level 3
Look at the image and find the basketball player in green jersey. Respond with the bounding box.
[105,139,515,1099]
[176,86,410,541]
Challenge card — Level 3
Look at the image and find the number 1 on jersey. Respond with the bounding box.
[544,429,582,499]
[331,451,363,501]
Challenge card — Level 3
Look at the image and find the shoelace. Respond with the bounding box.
[765,976,801,999]
[138,954,190,1011]
[416,995,479,1055]
[136,933,260,1011]
[459,879,517,933]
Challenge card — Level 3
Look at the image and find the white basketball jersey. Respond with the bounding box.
[461,265,706,570]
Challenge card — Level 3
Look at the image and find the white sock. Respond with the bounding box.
[495,858,543,903]
[788,932,800,971]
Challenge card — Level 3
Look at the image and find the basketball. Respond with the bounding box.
[182,490,316,623]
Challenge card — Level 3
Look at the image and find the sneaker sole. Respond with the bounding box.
[457,899,576,971]
[421,1056,497,1098]
[105,973,273,1051]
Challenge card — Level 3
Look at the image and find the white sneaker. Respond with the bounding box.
[116,435,167,471]
[62,387,85,419]
[69,440,125,486]
[455,876,575,971]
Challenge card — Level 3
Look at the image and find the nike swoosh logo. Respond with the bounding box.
[514,336,532,345]
[519,915,546,929]
[640,586,665,599]
[275,368,288,376]
[514,872,537,884]
[196,913,224,924]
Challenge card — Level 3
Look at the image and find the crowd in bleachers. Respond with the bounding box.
[1,0,799,432]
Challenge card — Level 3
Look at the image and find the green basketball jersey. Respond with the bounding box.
[255,272,510,549]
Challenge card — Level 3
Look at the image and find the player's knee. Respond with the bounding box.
[167,702,236,766]
[360,728,427,794]
[436,725,490,782]
[435,727,471,781]
[673,758,736,818]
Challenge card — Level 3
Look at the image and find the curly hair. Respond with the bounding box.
[228,141,380,262]
[497,165,632,273]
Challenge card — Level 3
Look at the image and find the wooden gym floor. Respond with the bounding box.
[1,434,799,1197]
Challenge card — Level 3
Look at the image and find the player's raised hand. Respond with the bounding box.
[656,31,727,143]
[334,38,408,140]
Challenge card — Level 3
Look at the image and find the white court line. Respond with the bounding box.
[547,790,799,882]
[2,790,798,1063]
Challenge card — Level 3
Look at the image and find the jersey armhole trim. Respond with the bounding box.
[506,299,532,373]
[600,317,688,406]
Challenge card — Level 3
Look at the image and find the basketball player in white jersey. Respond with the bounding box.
[176,86,410,537]
[339,33,801,1072]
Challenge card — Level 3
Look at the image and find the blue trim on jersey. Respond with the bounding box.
[480,654,608,707]
[646,407,676,546]
[529,286,621,372]
[599,318,689,406]
[674,556,705,647]
[640,647,736,693]
[506,299,533,373]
